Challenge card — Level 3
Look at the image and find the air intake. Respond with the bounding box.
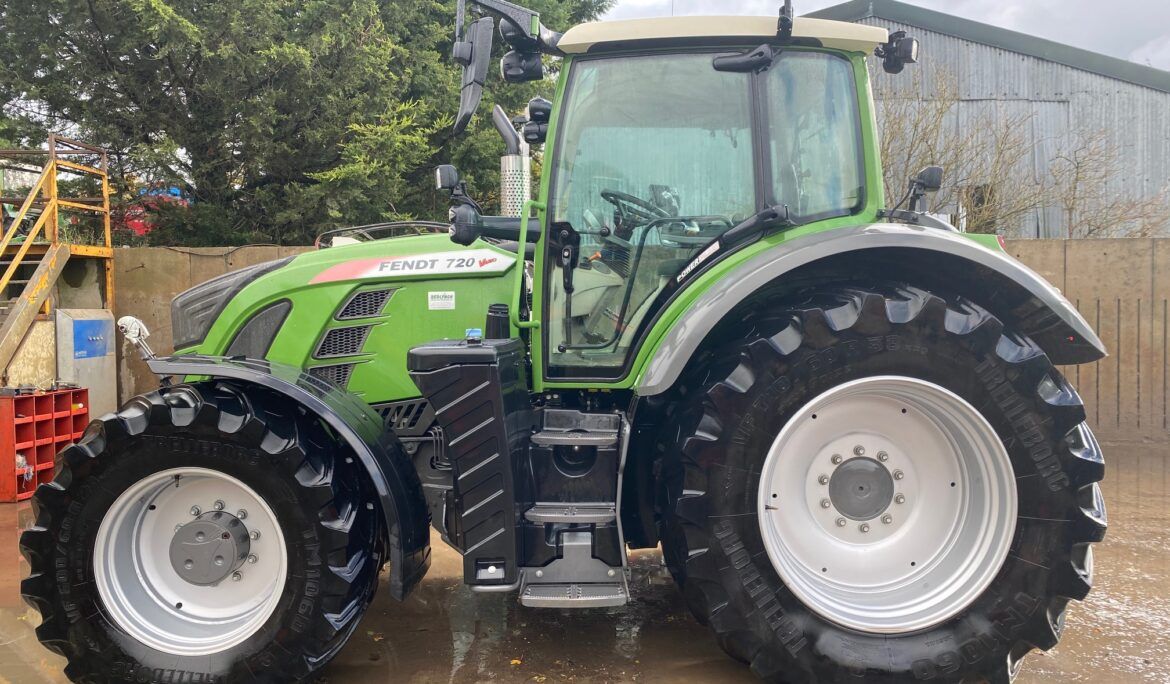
[315,325,372,358]
[337,289,394,320]
[307,363,355,388]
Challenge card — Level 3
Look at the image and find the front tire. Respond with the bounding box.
[21,381,381,682]
[660,284,1107,683]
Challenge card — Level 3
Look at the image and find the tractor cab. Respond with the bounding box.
[437,3,913,384]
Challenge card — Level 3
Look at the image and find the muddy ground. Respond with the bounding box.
[1,443,1166,683]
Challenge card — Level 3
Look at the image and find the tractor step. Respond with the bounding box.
[518,530,629,608]
[525,504,616,524]
[520,582,627,608]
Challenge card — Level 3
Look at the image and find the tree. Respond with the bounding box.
[1049,129,1170,238]
[876,70,1170,238]
[0,0,611,245]
[875,72,1046,236]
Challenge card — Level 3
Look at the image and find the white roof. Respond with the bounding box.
[559,16,888,55]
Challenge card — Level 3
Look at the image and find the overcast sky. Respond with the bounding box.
[602,0,1170,71]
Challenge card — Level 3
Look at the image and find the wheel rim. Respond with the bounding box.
[757,376,1016,634]
[93,467,288,656]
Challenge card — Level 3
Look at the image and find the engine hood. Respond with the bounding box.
[300,234,517,285]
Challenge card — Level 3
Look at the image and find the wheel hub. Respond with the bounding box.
[757,376,1017,634]
[93,467,287,656]
[169,512,251,585]
[827,457,894,521]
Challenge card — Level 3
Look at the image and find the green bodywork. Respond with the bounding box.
[182,48,1006,404]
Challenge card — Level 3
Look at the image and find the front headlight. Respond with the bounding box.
[171,257,292,350]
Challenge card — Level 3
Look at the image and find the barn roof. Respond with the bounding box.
[808,0,1170,94]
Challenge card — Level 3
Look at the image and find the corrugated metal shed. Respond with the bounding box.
[810,0,1170,238]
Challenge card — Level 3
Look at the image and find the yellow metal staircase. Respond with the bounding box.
[0,135,114,377]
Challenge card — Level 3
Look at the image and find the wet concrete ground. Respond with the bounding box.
[1,442,1167,683]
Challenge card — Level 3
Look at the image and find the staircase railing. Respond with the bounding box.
[0,135,114,375]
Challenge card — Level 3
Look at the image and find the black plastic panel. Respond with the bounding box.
[408,339,533,586]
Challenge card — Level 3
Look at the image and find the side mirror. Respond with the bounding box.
[453,16,495,135]
[916,165,943,193]
[435,165,461,192]
[908,165,944,212]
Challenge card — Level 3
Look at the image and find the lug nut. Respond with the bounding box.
[859,523,871,533]
[195,531,206,542]
[895,494,906,504]
[893,470,905,481]
[820,498,832,509]
[877,451,889,462]
[818,474,829,485]
[231,572,242,582]
[249,530,261,540]
[831,454,843,465]
[247,554,258,564]
[236,509,248,520]
[853,445,865,456]
[213,500,225,511]
[189,506,201,516]
[214,556,225,566]
[835,517,847,527]
[184,560,194,570]
[882,515,893,525]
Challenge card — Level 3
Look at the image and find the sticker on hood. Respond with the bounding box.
[311,249,515,284]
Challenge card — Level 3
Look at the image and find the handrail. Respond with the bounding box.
[0,207,52,292]
[511,199,544,330]
[0,163,52,256]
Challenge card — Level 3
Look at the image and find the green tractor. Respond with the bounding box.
[22,1,1108,681]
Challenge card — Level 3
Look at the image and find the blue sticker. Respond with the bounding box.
[74,318,113,359]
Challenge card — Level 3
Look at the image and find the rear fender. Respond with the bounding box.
[146,355,430,599]
[637,223,1106,396]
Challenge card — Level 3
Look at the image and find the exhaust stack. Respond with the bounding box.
[493,105,530,217]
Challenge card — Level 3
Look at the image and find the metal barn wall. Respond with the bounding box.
[858,17,1170,239]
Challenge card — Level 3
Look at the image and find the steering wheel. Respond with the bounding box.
[601,189,670,225]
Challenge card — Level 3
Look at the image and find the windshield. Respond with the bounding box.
[546,50,863,377]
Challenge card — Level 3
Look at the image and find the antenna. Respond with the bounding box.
[778,0,794,40]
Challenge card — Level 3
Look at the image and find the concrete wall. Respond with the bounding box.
[1002,239,1170,444]
[112,241,1170,443]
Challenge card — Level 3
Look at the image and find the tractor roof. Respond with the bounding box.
[558,16,888,55]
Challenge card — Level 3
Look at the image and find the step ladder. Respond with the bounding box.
[0,135,114,378]
[516,410,630,608]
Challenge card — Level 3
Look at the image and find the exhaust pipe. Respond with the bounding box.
[493,105,530,217]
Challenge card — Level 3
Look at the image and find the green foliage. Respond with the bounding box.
[0,0,612,244]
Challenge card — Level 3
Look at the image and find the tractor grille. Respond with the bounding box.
[338,289,393,320]
[307,363,355,388]
[315,325,372,358]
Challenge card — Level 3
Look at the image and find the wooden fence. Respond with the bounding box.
[112,240,1170,443]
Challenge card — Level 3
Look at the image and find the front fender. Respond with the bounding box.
[637,223,1106,396]
[146,355,430,599]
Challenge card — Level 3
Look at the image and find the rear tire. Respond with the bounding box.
[21,381,381,682]
[659,284,1106,683]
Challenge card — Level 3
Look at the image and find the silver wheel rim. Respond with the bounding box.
[758,376,1016,634]
[93,467,288,655]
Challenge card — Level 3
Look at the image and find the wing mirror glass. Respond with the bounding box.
[453,16,495,134]
[916,165,943,193]
[908,165,944,212]
[435,165,461,192]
